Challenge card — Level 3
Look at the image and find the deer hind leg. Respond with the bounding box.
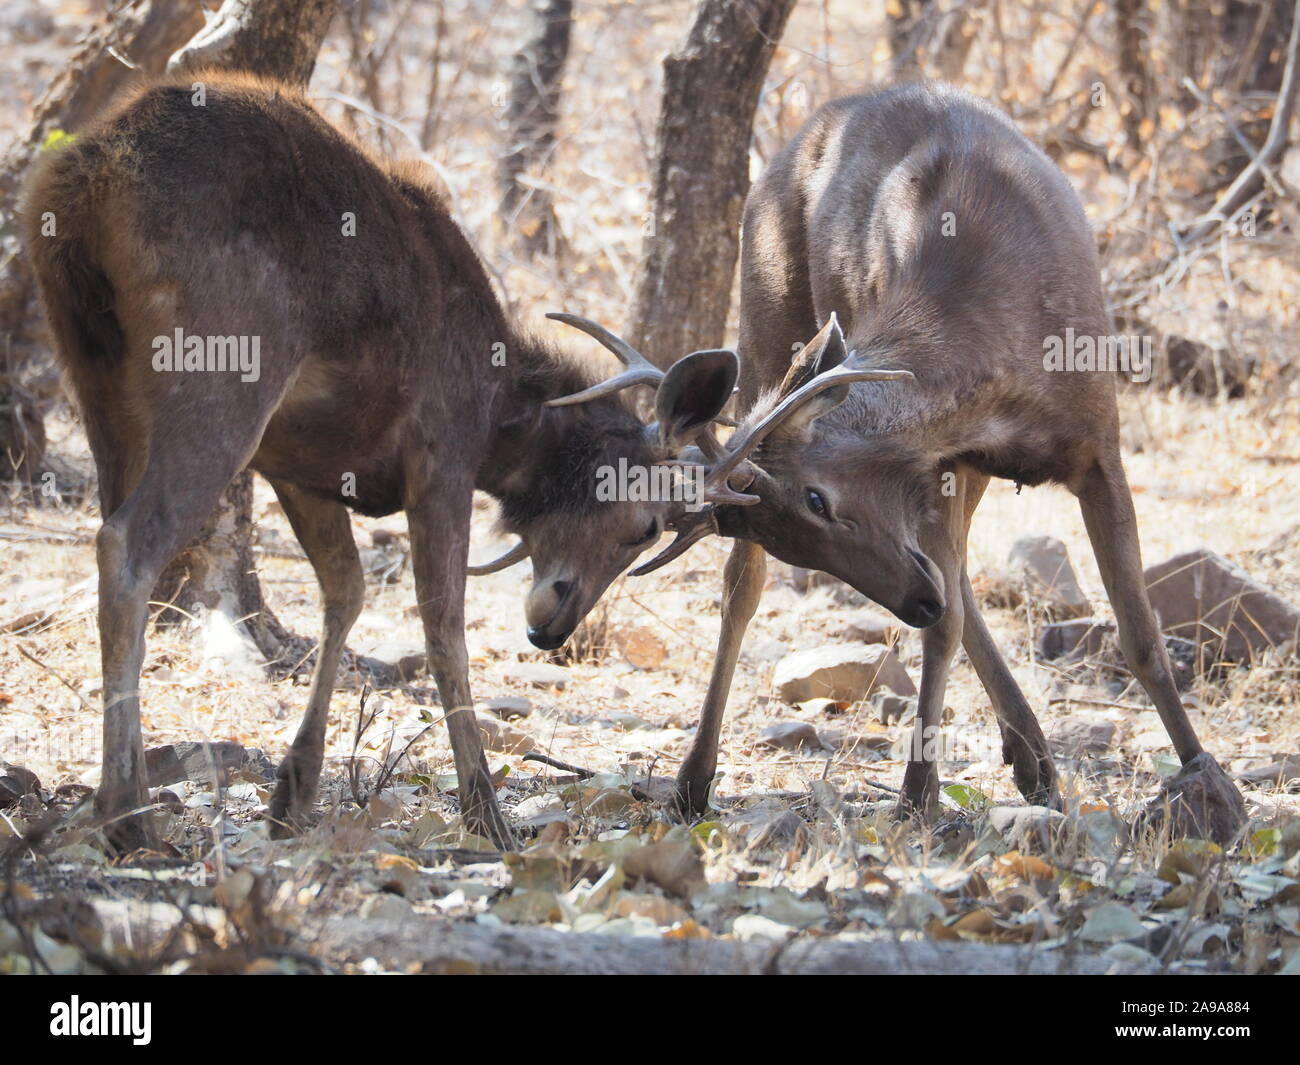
[406,483,514,849]
[676,539,766,817]
[954,471,1057,806]
[265,481,364,837]
[94,400,274,851]
[895,478,967,820]
[1075,459,1205,762]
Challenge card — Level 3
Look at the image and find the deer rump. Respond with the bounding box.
[25,73,490,517]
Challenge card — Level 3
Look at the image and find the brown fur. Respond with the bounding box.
[677,84,1226,830]
[22,72,730,849]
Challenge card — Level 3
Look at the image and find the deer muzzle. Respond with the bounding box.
[525,576,579,649]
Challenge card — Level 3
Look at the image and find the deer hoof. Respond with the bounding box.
[103,810,159,855]
[460,785,517,852]
[672,773,713,821]
[268,756,319,838]
[1006,741,1059,808]
[892,762,940,822]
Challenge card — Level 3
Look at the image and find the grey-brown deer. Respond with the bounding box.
[22,72,737,851]
[635,83,1246,842]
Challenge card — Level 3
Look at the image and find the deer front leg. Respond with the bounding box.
[952,469,1056,806]
[406,489,515,850]
[894,484,966,821]
[959,572,1058,807]
[894,586,964,820]
[675,540,766,817]
[266,482,365,838]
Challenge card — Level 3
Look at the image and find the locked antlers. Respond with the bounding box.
[468,313,741,576]
[630,314,914,575]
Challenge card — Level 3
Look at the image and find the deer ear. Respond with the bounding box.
[654,348,738,450]
[814,315,849,372]
[778,313,848,396]
[771,381,851,439]
[771,315,852,437]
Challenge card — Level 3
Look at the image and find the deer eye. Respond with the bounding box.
[805,488,831,520]
[624,519,659,548]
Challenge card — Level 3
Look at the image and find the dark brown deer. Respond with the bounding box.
[634,83,1246,841]
[22,72,737,851]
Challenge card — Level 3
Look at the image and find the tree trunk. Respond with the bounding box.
[151,0,340,662]
[624,0,796,369]
[152,471,300,669]
[0,0,204,482]
[887,0,919,73]
[887,0,974,81]
[167,0,339,85]
[1115,0,1152,150]
[499,0,573,259]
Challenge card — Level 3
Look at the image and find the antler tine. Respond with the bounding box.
[629,508,720,576]
[466,540,530,575]
[543,312,665,407]
[705,362,914,489]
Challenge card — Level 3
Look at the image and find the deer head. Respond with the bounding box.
[471,314,738,649]
[633,315,946,629]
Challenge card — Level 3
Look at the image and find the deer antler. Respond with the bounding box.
[543,313,664,406]
[630,507,720,576]
[627,314,914,576]
[467,540,530,575]
[703,316,913,491]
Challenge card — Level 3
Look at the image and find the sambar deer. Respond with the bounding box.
[634,83,1246,841]
[23,73,737,851]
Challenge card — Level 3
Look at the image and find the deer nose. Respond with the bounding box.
[903,549,945,628]
[525,575,577,633]
[910,597,945,627]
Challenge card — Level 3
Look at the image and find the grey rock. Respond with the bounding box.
[479,696,532,720]
[514,793,568,828]
[1046,716,1116,758]
[1007,535,1090,619]
[1235,754,1300,789]
[985,805,1070,851]
[759,722,823,752]
[360,640,426,680]
[504,662,569,690]
[774,645,916,705]
[1038,618,1115,660]
[1145,548,1300,663]
[145,741,245,788]
[875,692,916,725]
[788,568,866,605]
[840,608,901,646]
[747,810,809,851]
[360,893,414,922]
[825,730,892,755]
[0,762,40,808]
[473,713,531,754]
